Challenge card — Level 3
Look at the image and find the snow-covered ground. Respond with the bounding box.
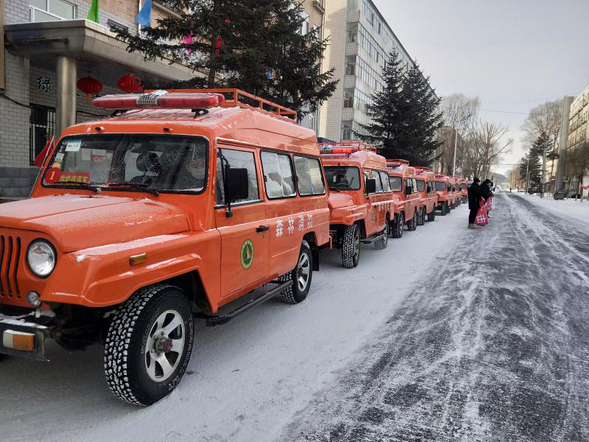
[0,205,469,442]
[512,191,589,226]
[283,193,589,441]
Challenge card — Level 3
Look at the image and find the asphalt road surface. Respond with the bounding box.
[284,193,589,442]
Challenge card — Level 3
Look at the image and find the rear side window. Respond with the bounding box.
[379,171,391,192]
[217,148,260,205]
[416,179,425,192]
[436,181,445,191]
[389,176,402,191]
[294,156,326,196]
[261,151,296,199]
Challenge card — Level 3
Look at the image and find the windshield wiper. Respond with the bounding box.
[106,182,160,196]
[53,181,100,193]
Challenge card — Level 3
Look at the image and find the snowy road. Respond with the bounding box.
[284,193,589,442]
[2,193,588,441]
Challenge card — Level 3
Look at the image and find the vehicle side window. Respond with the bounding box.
[374,170,384,193]
[294,155,326,196]
[380,171,391,192]
[261,151,296,199]
[216,148,260,205]
[405,178,413,194]
[416,179,425,192]
[364,171,370,193]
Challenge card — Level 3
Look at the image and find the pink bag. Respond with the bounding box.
[475,202,488,225]
[484,196,493,211]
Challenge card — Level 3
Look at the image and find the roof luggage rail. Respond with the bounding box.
[163,88,298,123]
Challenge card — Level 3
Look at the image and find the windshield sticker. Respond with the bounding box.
[241,239,254,269]
[45,167,61,184]
[55,153,65,163]
[55,172,91,184]
[65,139,82,152]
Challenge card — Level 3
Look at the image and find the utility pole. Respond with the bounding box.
[525,156,530,194]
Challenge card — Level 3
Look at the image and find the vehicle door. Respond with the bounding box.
[215,145,269,298]
[363,169,380,235]
[260,150,300,275]
[404,178,415,218]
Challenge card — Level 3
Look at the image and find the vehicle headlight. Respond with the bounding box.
[27,240,56,278]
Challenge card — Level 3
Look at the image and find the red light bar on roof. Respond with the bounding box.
[92,91,225,109]
[414,166,431,175]
[319,142,377,155]
[386,159,410,168]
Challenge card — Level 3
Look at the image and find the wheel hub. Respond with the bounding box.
[153,334,173,354]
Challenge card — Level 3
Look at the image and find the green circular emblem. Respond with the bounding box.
[241,239,254,269]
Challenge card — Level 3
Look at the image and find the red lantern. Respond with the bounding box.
[77,76,103,102]
[118,74,143,94]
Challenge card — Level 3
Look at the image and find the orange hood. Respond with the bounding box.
[327,192,356,210]
[0,195,190,252]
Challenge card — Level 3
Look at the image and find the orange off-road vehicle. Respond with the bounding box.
[458,177,468,203]
[0,89,330,406]
[387,159,421,238]
[414,167,438,224]
[434,173,455,215]
[449,176,462,209]
[320,143,394,268]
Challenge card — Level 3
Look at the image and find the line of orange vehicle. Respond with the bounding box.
[0,89,468,406]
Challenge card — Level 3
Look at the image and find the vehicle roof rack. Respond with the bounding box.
[319,142,377,155]
[163,88,298,123]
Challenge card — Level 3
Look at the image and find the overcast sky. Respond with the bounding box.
[372,0,589,175]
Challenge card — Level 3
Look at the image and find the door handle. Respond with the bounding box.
[256,225,270,233]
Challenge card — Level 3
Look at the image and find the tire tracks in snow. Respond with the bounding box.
[283,193,589,442]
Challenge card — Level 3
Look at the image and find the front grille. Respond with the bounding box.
[0,235,22,300]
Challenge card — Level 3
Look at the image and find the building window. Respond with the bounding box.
[342,122,353,141]
[30,0,76,22]
[30,105,56,166]
[300,11,310,35]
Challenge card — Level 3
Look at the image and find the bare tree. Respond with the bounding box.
[564,143,589,197]
[438,94,480,173]
[461,121,512,179]
[521,100,563,147]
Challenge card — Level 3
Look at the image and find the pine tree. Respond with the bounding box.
[398,64,443,166]
[530,132,551,157]
[116,0,337,119]
[519,153,542,190]
[355,49,407,155]
[356,50,441,166]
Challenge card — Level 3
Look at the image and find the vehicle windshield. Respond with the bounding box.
[324,166,361,191]
[389,176,402,192]
[43,135,208,193]
[436,181,446,191]
[416,179,425,192]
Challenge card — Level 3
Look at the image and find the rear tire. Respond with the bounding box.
[104,285,194,406]
[440,202,448,216]
[392,213,404,238]
[279,240,313,304]
[374,219,389,250]
[342,224,361,268]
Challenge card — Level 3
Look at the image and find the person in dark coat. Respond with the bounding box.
[468,178,483,229]
[481,179,494,200]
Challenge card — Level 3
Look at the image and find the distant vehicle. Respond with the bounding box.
[387,159,422,237]
[321,143,394,268]
[414,167,438,224]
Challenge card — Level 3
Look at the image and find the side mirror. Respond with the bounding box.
[365,178,376,194]
[225,167,249,202]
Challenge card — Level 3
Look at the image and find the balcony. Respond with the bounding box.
[313,0,325,13]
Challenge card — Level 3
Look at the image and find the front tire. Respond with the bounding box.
[427,207,436,222]
[407,211,417,231]
[374,219,389,250]
[416,207,425,226]
[342,224,361,268]
[440,202,448,216]
[392,213,404,238]
[104,285,194,406]
[279,240,313,304]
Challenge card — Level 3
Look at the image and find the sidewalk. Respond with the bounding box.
[515,191,589,225]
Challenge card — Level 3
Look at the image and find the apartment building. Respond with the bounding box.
[319,0,416,142]
[565,84,589,195]
[298,0,325,133]
[0,0,193,199]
